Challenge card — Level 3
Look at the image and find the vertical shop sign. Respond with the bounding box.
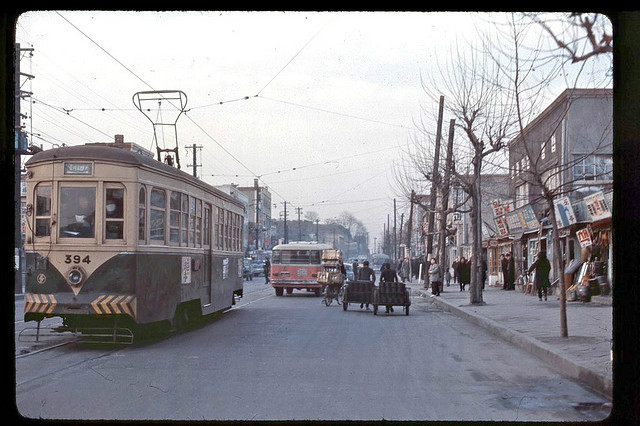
[554,196,576,228]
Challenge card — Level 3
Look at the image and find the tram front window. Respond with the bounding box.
[59,187,96,238]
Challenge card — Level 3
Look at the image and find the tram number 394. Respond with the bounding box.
[65,254,92,264]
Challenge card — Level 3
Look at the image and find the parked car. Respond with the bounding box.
[243,258,253,280]
[252,260,265,277]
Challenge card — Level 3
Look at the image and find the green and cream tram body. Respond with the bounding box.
[23,144,245,336]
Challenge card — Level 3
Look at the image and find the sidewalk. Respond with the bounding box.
[412,283,613,398]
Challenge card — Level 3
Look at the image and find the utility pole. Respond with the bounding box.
[393,198,397,264]
[426,95,445,263]
[407,190,415,279]
[315,219,320,243]
[438,119,456,293]
[254,179,260,251]
[399,212,404,260]
[185,144,202,178]
[296,207,303,242]
[282,201,288,244]
[14,43,35,295]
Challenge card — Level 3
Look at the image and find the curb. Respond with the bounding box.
[415,289,612,398]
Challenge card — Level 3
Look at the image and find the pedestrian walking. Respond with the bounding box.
[428,258,441,296]
[452,257,460,285]
[380,262,398,312]
[459,257,471,291]
[528,250,551,301]
[352,259,359,281]
[400,257,410,282]
[482,258,487,290]
[264,258,271,284]
[507,252,516,290]
[358,260,376,310]
[501,254,509,290]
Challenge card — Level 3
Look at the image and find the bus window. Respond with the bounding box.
[59,187,95,238]
[35,184,52,237]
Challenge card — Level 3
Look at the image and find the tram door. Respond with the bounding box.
[205,204,212,305]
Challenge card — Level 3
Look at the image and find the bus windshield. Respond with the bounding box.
[272,249,321,265]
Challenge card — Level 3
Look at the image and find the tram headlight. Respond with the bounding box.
[67,267,85,286]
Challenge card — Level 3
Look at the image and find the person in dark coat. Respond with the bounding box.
[452,257,460,286]
[507,252,516,290]
[352,260,359,281]
[358,260,376,310]
[482,258,488,290]
[500,254,509,290]
[264,258,271,284]
[380,262,398,313]
[528,251,551,301]
[458,257,471,291]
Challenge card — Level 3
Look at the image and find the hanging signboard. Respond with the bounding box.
[504,205,539,234]
[495,216,509,237]
[553,196,577,228]
[576,228,593,247]
[584,191,611,221]
[491,199,504,217]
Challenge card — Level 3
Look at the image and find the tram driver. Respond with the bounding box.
[60,191,95,238]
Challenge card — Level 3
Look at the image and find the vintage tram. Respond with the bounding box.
[22,143,245,342]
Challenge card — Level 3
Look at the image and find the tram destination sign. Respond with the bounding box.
[64,162,93,176]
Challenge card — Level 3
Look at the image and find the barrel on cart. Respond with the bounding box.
[341,280,374,311]
[373,281,411,315]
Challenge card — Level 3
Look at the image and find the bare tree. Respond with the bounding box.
[491,13,613,337]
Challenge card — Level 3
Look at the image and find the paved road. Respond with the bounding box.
[15,280,610,421]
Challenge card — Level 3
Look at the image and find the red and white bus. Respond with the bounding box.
[270,242,332,296]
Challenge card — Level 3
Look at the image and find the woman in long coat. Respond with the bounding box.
[527,251,551,301]
[458,257,471,291]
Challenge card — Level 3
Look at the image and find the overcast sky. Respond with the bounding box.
[14,11,611,248]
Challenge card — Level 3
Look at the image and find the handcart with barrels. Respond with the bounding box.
[317,249,345,306]
[341,279,374,311]
[372,281,411,315]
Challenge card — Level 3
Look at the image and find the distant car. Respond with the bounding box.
[252,260,265,277]
[344,263,354,281]
[243,258,253,280]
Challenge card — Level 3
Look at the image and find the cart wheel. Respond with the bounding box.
[405,305,409,316]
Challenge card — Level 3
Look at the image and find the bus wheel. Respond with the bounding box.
[275,287,284,296]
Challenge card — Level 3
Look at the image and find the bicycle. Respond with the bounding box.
[323,283,343,306]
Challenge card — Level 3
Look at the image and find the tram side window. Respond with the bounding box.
[203,204,211,247]
[105,187,124,239]
[59,187,95,238]
[150,189,166,242]
[34,185,52,237]
[181,194,189,245]
[195,199,202,246]
[190,197,197,247]
[169,191,181,244]
[138,187,146,242]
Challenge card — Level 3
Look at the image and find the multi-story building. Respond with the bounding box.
[505,88,613,283]
[237,180,272,251]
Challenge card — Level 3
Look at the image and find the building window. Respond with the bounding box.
[573,154,613,181]
[550,134,557,153]
[516,183,528,208]
[540,141,546,160]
